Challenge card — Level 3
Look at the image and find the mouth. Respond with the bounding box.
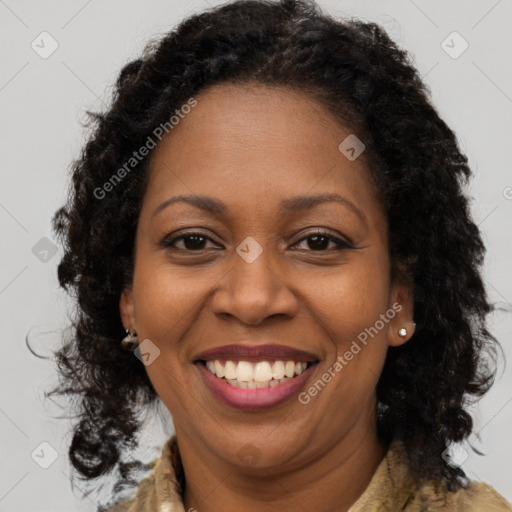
[193,344,320,410]
[198,359,317,388]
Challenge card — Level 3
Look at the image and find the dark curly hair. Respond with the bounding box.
[46,0,502,508]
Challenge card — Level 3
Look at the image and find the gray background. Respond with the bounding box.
[1,0,511,510]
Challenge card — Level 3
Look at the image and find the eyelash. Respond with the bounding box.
[161,229,352,253]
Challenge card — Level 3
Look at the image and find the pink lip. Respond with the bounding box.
[193,343,318,363]
[196,361,318,411]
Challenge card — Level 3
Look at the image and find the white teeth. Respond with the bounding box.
[285,360,295,378]
[236,361,253,382]
[224,361,237,380]
[272,360,285,380]
[204,358,314,387]
[214,360,225,378]
[254,361,273,382]
[225,377,292,389]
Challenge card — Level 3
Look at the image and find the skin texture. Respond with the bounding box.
[119,83,415,512]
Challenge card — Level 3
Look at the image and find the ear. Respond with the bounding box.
[387,279,415,348]
[119,287,137,332]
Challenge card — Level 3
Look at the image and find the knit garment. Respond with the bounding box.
[106,436,511,512]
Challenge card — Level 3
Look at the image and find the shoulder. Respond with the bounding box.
[410,479,512,512]
[446,481,511,511]
[348,438,511,512]
[103,435,184,512]
[103,461,160,512]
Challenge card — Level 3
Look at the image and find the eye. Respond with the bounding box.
[161,232,220,251]
[291,230,352,251]
[160,229,353,253]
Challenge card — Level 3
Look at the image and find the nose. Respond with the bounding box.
[211,248,299,326]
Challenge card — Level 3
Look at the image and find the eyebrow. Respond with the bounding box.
[152,192,366,223]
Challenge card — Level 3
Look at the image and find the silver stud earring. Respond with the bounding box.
[398,327,407,337]
[121,328,139,350]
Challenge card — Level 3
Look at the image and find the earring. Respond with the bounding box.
[121,328,139,350]
[398,327,407,337]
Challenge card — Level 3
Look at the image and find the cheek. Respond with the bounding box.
[300,267,390,428]
[131,257,199,411]
[303,255,391,343]
[301,254,391,404]
[132,249,207,340]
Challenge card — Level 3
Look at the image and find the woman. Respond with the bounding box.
[49,0,511,510]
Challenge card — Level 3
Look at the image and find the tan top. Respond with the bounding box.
[106,435,511,512]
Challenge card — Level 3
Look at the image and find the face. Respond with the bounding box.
[120,83,414,472]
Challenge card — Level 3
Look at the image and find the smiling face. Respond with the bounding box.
[120,83,414,473]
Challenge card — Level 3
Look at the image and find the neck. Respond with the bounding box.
[176,408,388,512]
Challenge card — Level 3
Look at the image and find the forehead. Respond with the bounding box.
[142,83,384,225]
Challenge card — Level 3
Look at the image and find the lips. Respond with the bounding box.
[193,343,318,363]
[193,343,320,410]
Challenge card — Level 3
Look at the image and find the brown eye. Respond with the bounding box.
[292,231,352,251]
[161,232,219,251]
